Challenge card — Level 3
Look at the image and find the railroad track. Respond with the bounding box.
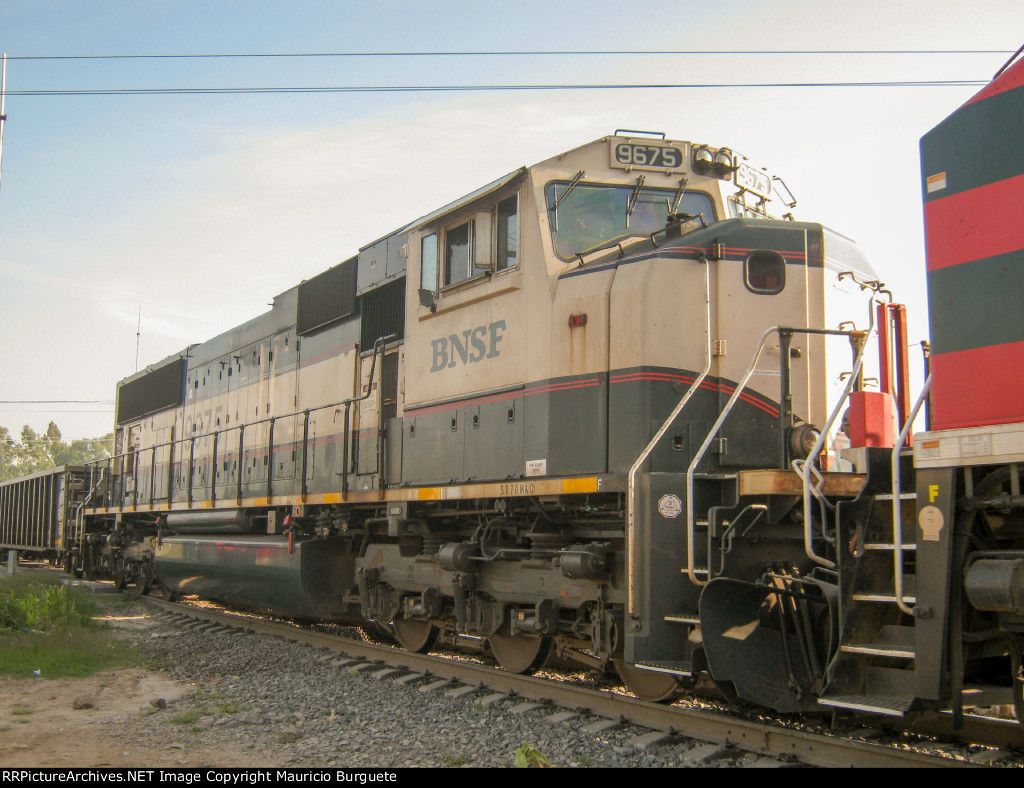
[131,592,1011,768]
[14,564,1018,767]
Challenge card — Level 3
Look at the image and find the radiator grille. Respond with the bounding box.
[360,278,405,350]
[116,357,186,424]
[297,257,358,336]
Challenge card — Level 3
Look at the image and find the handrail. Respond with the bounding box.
[85,334,396,511]
[75,467,106,547]
[892,373,932,616]
[626,253,711,616]
[685,325,779,585]
[683,322,871,582]
[794,338,866,568]
[795,300,877,568]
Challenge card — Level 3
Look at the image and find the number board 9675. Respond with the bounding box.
[610,142,685,172]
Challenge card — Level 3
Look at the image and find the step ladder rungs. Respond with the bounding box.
[851,593,917,604]
[840,643,916,659]
[664,615,700,625]
[816,695,915,716]
[634,660,692,677]
[863,543,917,551]
[872,493,916,501]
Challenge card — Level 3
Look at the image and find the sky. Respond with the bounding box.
[0,0,1021,441]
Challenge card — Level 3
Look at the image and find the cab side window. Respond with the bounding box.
[745,251,785,294]
[496,195,518,271]
[444,220,474,287]
[421,233,438,294]
[422,190,520,295]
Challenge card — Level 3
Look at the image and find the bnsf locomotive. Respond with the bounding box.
[3,50,1024,726]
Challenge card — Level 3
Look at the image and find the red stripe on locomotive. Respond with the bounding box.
[924,172,1024,271]
[929,340,1024,430]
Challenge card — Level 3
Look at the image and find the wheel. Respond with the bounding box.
[113,558,128,590]
[134,561,152,595]
[359,622,396,645]
[391,618,438,653]
[488,628,552,674]
[614,660,685,703]
[83,550,97,581]
[157,579,178,602]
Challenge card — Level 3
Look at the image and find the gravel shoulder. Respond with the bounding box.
[0,586,772,769]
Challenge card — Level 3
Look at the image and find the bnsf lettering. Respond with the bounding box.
[430,320,506,372]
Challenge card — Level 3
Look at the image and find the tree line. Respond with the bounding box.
[0,422,113,482]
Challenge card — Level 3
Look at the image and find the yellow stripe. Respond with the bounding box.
[82,475,616,516]
[562,477,598,494]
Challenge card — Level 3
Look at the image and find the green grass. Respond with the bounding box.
[0,575,98,631]
[215,701,252,714]
[169,709,204,726]
[0,574,139,678]
[514,743,551,768]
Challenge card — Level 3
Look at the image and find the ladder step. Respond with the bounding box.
[872,493,916,501]
[664,615,700,625]
[634,660,692,677]
[851,593,917,604]
[960,684,1015,707]
[852,575,916,605]
[816,694,916,716]
[863,543,917,551]
[841,643,915,659]
[841,627,916,659]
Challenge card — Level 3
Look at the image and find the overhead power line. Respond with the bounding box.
[0,409,114,413]
[0,400,114,404]
[6,80,990,97]
[4,49,1015,61]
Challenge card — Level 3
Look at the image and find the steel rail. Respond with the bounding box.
[138,595,981,768]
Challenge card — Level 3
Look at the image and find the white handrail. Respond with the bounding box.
[892,374,932,616]
[685,325,780,585]
[796,301,878,568]
[796,339,868,568]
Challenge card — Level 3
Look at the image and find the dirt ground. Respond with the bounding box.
[0,589,265,768]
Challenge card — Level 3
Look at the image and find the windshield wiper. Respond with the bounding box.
[550,170,586,212]
[669,177,688,214]
[626,175,646,226]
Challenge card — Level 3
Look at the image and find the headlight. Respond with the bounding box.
[693,145,714,173]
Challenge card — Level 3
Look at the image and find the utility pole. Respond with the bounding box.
[135,307,142,373]
[0,53,8,196]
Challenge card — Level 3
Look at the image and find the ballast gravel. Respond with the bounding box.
[101,597,780,769]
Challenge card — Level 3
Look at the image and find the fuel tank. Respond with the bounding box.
[155,535,361,622]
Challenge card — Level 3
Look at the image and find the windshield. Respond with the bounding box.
[547,182,716,258]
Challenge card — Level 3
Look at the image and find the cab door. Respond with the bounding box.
[712,224,814,469]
